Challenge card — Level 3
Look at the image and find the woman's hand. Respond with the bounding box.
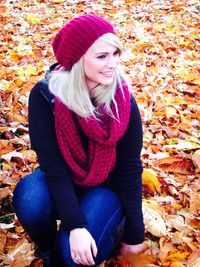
[69,228,98,266]
[120,242,148,256]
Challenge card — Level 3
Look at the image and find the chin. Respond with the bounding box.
[101,80,113,86]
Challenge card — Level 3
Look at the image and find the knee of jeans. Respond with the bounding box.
[85,186,121,206]
[13,176,53,229]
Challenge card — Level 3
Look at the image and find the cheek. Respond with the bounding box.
[84,59,102,77]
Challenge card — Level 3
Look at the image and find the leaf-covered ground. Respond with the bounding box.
[0,0,199,266]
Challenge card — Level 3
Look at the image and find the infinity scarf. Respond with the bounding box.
[54,82,131,186]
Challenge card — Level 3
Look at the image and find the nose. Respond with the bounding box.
[107,56,118,68]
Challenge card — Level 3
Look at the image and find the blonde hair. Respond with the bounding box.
[47,33,130,118]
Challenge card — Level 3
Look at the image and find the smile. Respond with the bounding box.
[100,72,113,78]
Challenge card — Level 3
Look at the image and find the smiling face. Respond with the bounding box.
[83,38,121,91]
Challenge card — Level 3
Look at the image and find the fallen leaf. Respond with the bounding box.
[142,201,167,237]
[0,187,10,201]
[187,249,200,267]
[142,169,161,194]
[191,149,200,170]
[154,156,195,175]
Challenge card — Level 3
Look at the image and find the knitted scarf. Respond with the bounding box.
[54,82,131,186]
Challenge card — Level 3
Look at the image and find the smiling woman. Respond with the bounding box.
[12,14,146,267]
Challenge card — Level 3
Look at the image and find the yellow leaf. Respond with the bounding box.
[9,51,23,62]
[142,169,160,194]
[13,114,27,124]
[171,203,182,210]
[26,14,41,25]
[167,251,190,261]
[26,64,36,78]
[166,106,177,119]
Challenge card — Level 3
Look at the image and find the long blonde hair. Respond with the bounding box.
[47,33,130,118]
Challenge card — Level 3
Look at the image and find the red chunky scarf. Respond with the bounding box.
[54,82,131,186]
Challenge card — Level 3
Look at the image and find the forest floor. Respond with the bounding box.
[0,0,199,266]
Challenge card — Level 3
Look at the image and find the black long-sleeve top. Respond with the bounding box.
[28,76,144,245]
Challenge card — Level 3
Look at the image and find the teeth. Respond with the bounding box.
[101,72,112,75]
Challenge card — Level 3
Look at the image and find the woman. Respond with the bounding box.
[13,14,145,267]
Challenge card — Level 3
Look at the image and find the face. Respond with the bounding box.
[83,38,120,91]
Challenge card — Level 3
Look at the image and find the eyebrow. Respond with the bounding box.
[95,48,119,55]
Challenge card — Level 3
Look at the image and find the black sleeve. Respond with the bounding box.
[28,81,88,231]
[114,97,145,245]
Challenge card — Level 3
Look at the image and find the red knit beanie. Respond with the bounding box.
[52,14,116,70]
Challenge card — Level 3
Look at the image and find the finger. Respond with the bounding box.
[71,251,81,264]
[91,238,98,257]
[72,257,80,264]
[71,251,76,262]
[72,255,81,264]
[85,250,95,266]
[79,252,92,266]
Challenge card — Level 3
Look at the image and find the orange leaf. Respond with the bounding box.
[124,252,155,267]
[155,156,195,175]
[170,262,185,267]
[0,230,7,253]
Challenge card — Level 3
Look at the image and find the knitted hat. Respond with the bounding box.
[52,14,116,70]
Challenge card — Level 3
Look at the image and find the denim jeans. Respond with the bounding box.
[13,169,123,266]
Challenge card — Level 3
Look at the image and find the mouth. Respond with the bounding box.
[100,71,113,78]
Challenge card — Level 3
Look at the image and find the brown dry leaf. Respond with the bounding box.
[159,237,174,264]
[30,258,44,267]
[0,140,15,155]
[0,230,7,253]
[124,252,155,267]
[1,151,25,167]
[187,249,200,267]
[154,156,195,175]
[189,189,200,215]
[165,214,196,235]
[142,201,167,237]
[2,237,35,266]
[192,149,200,170]
[21,150,38,164]
[10,253,35,267]
[0,187,10,201]
[1,1,199,266]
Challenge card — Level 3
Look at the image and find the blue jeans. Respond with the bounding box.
[13,169,123,266]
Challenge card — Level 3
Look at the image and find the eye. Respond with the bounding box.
[97,54,106,59]
[114,49,120,56]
